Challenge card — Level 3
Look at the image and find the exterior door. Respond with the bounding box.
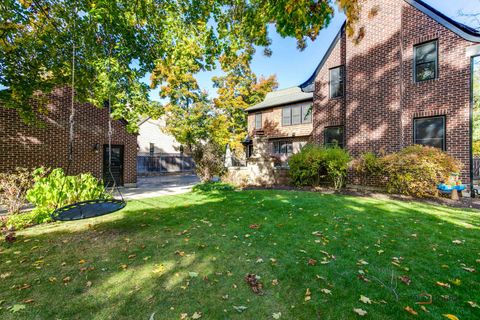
[103,145,124,186]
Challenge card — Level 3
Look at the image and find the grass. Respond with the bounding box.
[0,189,479,319]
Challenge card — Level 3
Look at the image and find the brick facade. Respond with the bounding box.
[312,0,477,184]
[0,87,137,185]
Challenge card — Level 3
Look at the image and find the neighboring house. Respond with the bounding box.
[137,117,181,156]
[136,117,195,175]
[0,87,137,186]
[241,0,480,190]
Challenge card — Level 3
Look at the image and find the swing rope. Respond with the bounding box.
[50,2,125,221]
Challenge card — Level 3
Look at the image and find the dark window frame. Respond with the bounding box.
[413,115,446,151]
[414,40,439,83]
[255,113,263,130]
[329,66,345,99]
[324,126,345,149]
[149,143,155,156]
[272,140,294,156]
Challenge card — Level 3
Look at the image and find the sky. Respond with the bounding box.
[179,0,479,101]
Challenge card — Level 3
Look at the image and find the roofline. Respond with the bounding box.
[300,22,346,93]
[246,96,313,113]
[405,0,480,43]
[300,0,480,92]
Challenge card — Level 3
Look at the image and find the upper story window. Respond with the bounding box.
[324,126,344,149]
[282,104,312,126]
[414,116,445,150]
[149,143,155,156]
[329,66,345,98]
[414,40,438,82]
[255,113,262,130]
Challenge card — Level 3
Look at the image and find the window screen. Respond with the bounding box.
[414,116,445,150]
[282,107,291,126]
[302,105,312,123]
[291,106,301,125]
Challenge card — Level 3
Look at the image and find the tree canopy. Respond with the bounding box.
[1,0,361,131]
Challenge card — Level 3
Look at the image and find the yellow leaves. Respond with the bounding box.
[271,279,279,286]
[320,288,332,295]
[436,281,451,288]
[404,306,418,316]
[359,295,372,304]
[120,264,128,270]
[153,264,166,275]
[443,315,459,320]
[353,308,367,316]
[449,279,461,286]
[304,288,311,302]
[78,259,86,264]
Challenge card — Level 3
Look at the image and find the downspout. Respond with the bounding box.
[399,6,405,150]
[470,57,475,197]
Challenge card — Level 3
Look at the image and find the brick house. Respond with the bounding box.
[0,87,137,186]
[242,0,480,191]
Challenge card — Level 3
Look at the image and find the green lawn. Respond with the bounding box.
[1,190,479,319]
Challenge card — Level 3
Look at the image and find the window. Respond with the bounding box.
[302,105,312,123]
[149,143,155,156]
[282,107,291,126]
[324,126,344,148]
[255,113,262,129]
[414,40,438,82]
[329,66,344,98]
[282,105,312,126]
[414,116,445,150]
[291,106,302,125]
[273,141,293,156]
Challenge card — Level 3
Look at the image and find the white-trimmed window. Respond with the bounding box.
[255,113,262,129]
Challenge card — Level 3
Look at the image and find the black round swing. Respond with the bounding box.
[51,6,126,222]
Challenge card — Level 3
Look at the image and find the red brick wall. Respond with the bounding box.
[313,0,474,184]
[313,31,347,145]
[0,87,137,185]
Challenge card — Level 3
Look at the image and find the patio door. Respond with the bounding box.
[103,145,124,186]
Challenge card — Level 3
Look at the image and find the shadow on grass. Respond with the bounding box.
[1,190,479,319]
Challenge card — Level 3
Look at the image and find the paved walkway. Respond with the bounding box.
[120,174,200,200]
[0,174,200,215]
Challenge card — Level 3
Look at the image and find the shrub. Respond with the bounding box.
[289,145,351,189]
[351,152,384,185]
[191,141,226,181]
[380,145,460,198]
[192,181,236,192]
[6,168,109,230]
[0,168,41,215]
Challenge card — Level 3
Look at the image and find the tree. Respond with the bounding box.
[211,52,277,154]
[1,0,362,131]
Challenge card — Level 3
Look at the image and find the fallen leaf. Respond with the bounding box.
[256,258,264,264]
[308,259,317,266]
[436,281,451,288]
[272,312,282,319]
[452,240,464,245]
[353,308,367,316]
[467,301,479,308]
[404,306,418,316]
[78,259,86,264]
[359,295,372,304]
[63,277,71,283]
[420,306,429,313]
[443,315,459,320]
[23,299,34,304]
[8,304,26,313]
[321,288,332,295]
[180,313,188,319]
[189,272,199,278]
[272,279,279,286]
[233,306,248,313]
[86,281,92,287]
[399,276,411,285]
[462,267,476,273]
[449,279,461,286]
[305,288,312,301]
[192,311,202,319]
[249,224,260,229]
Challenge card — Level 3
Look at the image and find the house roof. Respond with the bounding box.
[300,0,480,92]
[246,86,313,112]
